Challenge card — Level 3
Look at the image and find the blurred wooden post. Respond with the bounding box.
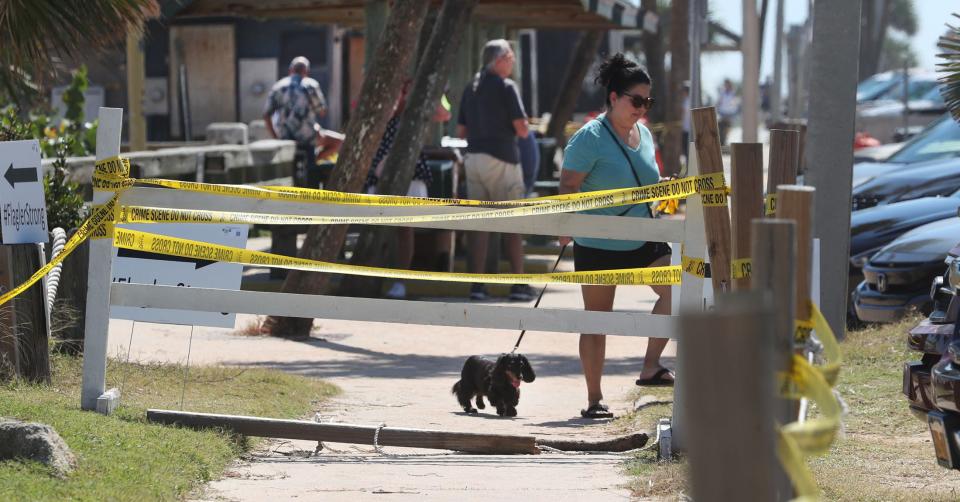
[751,219,797,500]
[691,107,733,294]
[126,24,147,152]
[731,143,763,291]
[682,291,777,501]
[765,129,799,216]
[0,248,21,376]
[775,185,815,336]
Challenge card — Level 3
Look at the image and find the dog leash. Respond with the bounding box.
[511,241,570,353]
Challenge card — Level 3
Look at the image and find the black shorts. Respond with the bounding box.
[573,241,672,272]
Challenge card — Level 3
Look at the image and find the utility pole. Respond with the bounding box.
[741,0,760,142]
[770,0,784,123]
[806,0,861,337]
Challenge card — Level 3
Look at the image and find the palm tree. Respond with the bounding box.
[0,0,157,100]
[940,14,960,121]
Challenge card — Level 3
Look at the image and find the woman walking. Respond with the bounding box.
[559,53,674,419]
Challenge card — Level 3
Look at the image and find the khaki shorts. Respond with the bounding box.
[464,152,525,202]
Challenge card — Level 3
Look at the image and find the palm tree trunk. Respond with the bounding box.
[262,0,431,338]
[641,0,667,126]
[545,30,604,149]
[339,0,478,298]
[663,0,689,176]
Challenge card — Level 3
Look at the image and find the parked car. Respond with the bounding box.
[854,114,960,186]
[852,158,960,211]
[850,194,960,269]
[852,218,960,323]
[903,242,960,469]
[856,69,930,105]
[856,80,947,143]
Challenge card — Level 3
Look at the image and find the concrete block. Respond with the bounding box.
[206,122,249,145]
[96,387,121,415]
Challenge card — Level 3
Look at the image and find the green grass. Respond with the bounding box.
[0,354,338,501]
[621,316,960,500]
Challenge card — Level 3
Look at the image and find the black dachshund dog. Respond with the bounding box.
[452,353,535,417]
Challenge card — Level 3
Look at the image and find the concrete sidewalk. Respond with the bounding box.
[108,274,672,501]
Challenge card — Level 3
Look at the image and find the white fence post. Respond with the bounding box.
[670,142,708,453]
[80,107,123,410]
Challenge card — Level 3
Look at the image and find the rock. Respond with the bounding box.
[0,419,76,476]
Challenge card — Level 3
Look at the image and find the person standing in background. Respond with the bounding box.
[263,56,327,186]
[716,78,740,146]
[457,39,535,302]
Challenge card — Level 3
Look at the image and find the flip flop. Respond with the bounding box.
[580,403,614,419]
[635,368,675,387]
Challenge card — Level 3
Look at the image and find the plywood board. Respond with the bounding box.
[169,25,237,139]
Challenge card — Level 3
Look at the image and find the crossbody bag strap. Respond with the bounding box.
[598,118,652,217]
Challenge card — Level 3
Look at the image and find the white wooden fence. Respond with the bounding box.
[79,107,711,450]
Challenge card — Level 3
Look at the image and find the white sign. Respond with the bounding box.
[0,140,48,244]
[110,223,248,328]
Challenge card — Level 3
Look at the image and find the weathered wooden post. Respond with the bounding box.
[775,185,815,337]
[0,244,51,381]
[681,290,777,501]
[80,107,123,411]
[765,129,799,216]
[730,143,763,291]
[752,219,798,500]
[691,107,733,294]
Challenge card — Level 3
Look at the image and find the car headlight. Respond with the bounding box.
[850,249,878,268]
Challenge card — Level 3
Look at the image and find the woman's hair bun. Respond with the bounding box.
[595,53,638,88]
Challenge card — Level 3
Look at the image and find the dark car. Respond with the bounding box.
[853,218,960,323]
[903,244,960,469]
[851,158,960,211]
[853,115,960,186]
[849,194,960,269]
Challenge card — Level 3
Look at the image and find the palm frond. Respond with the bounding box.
[939,14,960,122]
[0,0,158,100]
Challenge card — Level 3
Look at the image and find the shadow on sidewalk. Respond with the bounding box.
[226,337,675,381]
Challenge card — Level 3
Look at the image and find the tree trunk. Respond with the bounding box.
[664,0,689,176]
[262,0,431,338]
[339,0,478,298]
[545,30,604,149]
[641,0,667,126]
[858,0,892,80]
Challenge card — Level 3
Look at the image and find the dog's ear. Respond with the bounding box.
[519,354,536,382]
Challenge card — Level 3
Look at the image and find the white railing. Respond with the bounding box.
[80,107,710,451]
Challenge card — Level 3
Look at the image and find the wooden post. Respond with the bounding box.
[741,0,760,142]
[775,185,815,331]
[691,107,733,294]
[126,24,147,152]
[766,129,799,206]
[681,291,777,501]
[147,409,539,454]
[0,247,20,376]
[11,244,51,383]
[81,107,123,410]
[730,143,763,291]
[751,219,797,500]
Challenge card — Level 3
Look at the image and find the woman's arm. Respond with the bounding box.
[558,169,588,246]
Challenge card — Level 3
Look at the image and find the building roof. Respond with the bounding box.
[173,0,654,31]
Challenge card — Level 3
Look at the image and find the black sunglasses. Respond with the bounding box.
[621,92,655,109]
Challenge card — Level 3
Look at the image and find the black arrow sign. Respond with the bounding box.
[117,248,215,269]
[4,163,39,188]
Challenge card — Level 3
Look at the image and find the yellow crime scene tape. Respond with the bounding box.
[112,227,683,286]
[765,193,778,216]
[776,302,843,500]
[731,258,752,280]
[1,156,729,307]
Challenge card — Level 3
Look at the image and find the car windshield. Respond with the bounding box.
[877,78,939,101]
[857,74,899,102]
[888,116,960,164]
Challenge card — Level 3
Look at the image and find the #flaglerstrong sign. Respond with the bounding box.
[0,140,48,244]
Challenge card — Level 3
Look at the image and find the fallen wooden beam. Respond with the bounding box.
[537,433,648,452]
[146,409,539,455]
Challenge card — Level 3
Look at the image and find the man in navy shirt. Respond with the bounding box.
[457,39,534,301]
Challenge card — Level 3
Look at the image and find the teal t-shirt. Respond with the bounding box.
[561,115,660,251]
